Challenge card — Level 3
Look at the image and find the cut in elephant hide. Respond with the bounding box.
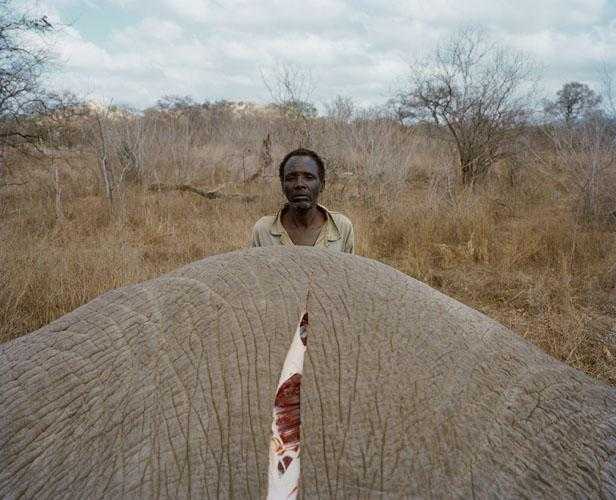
[1,248,615,498]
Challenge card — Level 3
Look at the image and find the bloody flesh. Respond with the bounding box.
[274,373,302,445]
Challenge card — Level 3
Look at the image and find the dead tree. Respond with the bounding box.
[396,27,537,185]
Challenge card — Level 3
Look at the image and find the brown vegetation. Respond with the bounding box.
[1,106,615,385]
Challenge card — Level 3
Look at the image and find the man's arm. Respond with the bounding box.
[344,224,355,254]
[249,224,261,247]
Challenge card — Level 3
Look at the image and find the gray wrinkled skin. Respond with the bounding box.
[1,247,615,498]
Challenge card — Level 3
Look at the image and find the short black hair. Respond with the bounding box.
[278,148,325,186]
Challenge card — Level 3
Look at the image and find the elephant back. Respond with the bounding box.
[1,247,615,498]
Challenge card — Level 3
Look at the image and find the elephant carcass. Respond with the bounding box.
[1,247,615,498]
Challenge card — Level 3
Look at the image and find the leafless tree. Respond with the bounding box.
[261,61,318,149]
[94,111,114,206]
[539,117,616,223]
[0,1,54,148]
[396,27,538,185]
[544,82,602,126]
[261,62,317,119]
[40,91,89,219]
[0,0,57,184]
[325,95,355,123]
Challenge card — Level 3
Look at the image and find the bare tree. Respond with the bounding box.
[0,1,54,148]
[544,82,602,126]
[261,62,317,119]
[396,27,537,185]
[541,117,616,223]
[94,111,114,206]
[0,0,56,183]
[41,91,89,220]
[325,95,355,123]
[261,62,318,149]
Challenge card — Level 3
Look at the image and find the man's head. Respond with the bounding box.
[278,148,325,211]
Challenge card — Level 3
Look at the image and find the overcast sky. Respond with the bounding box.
[23,0,616,110]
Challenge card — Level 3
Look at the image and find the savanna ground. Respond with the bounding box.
[1,106,615,385]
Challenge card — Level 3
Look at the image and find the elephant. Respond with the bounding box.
[1,247,615,498]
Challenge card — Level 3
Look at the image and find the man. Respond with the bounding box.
[250,148,354,253]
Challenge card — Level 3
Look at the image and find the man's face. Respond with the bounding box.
[282,156,322,211]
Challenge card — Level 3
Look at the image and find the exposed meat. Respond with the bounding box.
[274,373,302,446]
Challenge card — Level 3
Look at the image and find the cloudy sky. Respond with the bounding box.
[23,0,616,110]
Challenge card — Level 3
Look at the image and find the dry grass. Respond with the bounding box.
[1,114,615,385]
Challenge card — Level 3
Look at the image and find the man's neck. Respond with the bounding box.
[284,204,322,229]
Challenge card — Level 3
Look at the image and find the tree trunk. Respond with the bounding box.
[95,114,113,206]
[460,154,475,185]
[52,158,63,222]
[99,155,113,205]
[0,145,5,181]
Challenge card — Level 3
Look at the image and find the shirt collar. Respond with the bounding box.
[269,204,341,242]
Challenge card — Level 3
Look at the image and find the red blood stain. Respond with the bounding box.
[274,373,302,445]
[277,455,294,476]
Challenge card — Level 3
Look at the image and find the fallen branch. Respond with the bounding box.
[147,183,223,199]
[148,183,257,202]
[0,181,28,188]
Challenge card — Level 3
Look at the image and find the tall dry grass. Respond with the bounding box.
[1,107,615,384]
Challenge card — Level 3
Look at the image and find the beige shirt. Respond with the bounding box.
[250,204,355,254]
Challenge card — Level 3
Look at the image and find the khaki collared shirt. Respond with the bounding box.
[250,204,355,253]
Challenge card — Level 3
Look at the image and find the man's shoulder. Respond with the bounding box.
[253,214,276,231]
[327,209,354,236]
[250,214,278,247]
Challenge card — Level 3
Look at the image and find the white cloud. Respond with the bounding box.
[19,0,616,108]
[160,0,210,23]
[112,18,184,46]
